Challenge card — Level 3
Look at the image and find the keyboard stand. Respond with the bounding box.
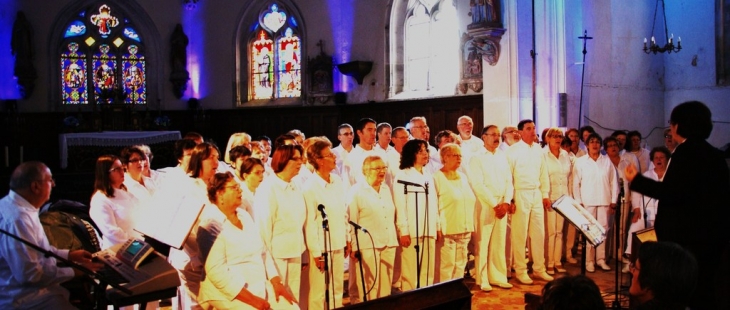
[99,286,177,310]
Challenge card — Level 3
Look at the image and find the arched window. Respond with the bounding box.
[237,1,305,105]
[60,3,146,105]
[249,3,301,101]
[389,0,459,98]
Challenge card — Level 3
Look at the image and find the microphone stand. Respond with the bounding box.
[0,227,133,296]
[611,192,628,310]
[402,182,422,289]
[352,225,367,302]
[321,215,331,309]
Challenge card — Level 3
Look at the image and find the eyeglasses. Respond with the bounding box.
[36,177,55,185]
[664,135,672,139]
[339,132,354,136]
[109,166,124,173]
[318,153,336,159]
[549,134,564,139]
[128,158,147,164]
[224,184,241,191]
[369,166,388,171]
[457,123,472,127]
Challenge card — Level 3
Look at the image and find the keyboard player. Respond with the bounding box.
[0,162,103,309]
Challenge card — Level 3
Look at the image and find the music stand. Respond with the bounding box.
[551,195,606,275]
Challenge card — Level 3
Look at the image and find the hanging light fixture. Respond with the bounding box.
[643,0,681,54]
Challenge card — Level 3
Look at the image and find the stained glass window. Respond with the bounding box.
[59,3,146,105]
[122,45,146,104]
[61,42,88,104]
[249,3,301,100]
[277,28,300,98]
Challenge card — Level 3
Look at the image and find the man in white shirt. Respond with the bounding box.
[376,122,394,153]
[333,124,354,177]
[344,118,387,186]
[506,119,554,284]
[457,115,483,155]
[0,162,102,309]
[409,116,440,174]
[468,125,514,292]
[499,126,521,152]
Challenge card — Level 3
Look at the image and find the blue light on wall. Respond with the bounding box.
[183,5,205,99]
[0,3,21,99]
[327,0,354,92]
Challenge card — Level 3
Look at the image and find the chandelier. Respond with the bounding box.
[643,0,681,54]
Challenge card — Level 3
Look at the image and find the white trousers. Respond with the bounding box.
[585,205,609,263]
[545,208,564,267]
[201,282,300,310]
[435,232,471,283]
[274,257,302,303]
[400,236,436,291]
[350,246,396,302]
[173,268,203,310]
[474,202,509,287]
[303,249,344,310]
[512,190,547,275]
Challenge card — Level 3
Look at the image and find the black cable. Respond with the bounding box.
[325,226,335,309]
[583,115,666,144]
[364,231,378,297]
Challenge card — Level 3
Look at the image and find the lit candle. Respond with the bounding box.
[644,38,647,48]
[651,36,655,44]
[678,36,681,43]
[4,146,8,168]
[19,146,23,163]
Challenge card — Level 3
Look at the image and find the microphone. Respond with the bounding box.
[318,204,328,223]
[397,180,423,188]
[348,221,368,233]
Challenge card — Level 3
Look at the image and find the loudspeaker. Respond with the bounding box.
[341,279,472,310]
[630,227,657,263]
[558,93,567,127]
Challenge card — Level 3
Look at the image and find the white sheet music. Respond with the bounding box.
[134,177,205,249]
[551,195,606,247]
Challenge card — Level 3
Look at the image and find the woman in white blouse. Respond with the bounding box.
[626,131,651,174]
[348,155,398,300]
[253,144,307,302]
[622,147,670,272]
[542,128,572,275]
[237,157,265,218]
[394,139,440,291]
[120,146,156,204]
[572,133,619,273]
[433,144,475,283]
[89,155,141,250]
[168,142,220,310]
[198,172,297,310]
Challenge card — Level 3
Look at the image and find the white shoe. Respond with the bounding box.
[597,260,611,271]
[547,268,555,275]
[516,273,534,285]
[566,256,578,264]
[534,271,554,281]
[555,265,567,273]
[481,283,493,292]
[491,282,513,289]
[586,262,595,273]
[621,263,631,274]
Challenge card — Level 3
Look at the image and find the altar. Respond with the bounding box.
[59,131,181,169]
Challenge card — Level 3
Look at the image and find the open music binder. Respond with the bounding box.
[551,195,606,247]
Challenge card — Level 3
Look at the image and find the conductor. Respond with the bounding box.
[625,101,730,309]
